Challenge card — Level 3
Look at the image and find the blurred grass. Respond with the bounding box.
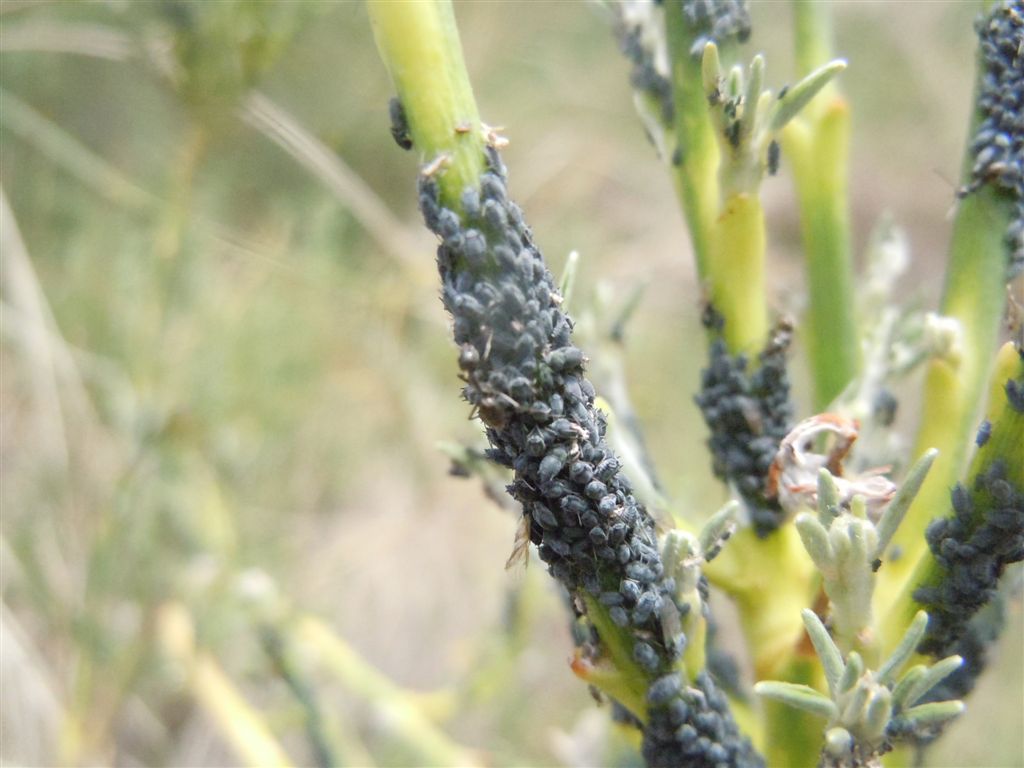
[0,2,1020,766]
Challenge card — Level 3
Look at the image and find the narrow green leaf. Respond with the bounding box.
[818,468,840,524]
[726,65,743,99]
[904,655,963,709]
[840,680,870,724]
[770,59,847,132]
[802,609,845,698]
[865,688,893,742]
[796,513,834,572]
[838,652,863,693]
[754,682,838,720]
[740,55,764,140]
[701,42,721,98]
[698,501,739,558]
[559,250,580,314]
[877,611,929,684]
[874,449,938,560]
[898,700,965,730]
[891,665,927,708]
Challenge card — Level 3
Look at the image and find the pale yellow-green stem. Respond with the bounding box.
[874,187,1015,642]
[724,527,816,681]
[881,342,1024,648]
[707,193,768,355]
[663,1,722,278]
[367,0,485,210]
[763,658,827,768]
[873,1,1017,623]
[787,0,859,408]
[297,616,479,767]
[782,98,859,408]
[792,0,831,82]
[192,653,296,768]
[157,603,295,768]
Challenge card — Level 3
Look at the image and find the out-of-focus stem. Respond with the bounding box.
[787,0,859,408]
[793,0,831,81]
[882,341,1024,646]
[876,186,1014,636]
[297,616,479,767]
[367,0,485,209]
[782,99,859,408]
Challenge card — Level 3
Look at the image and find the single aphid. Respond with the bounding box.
[767,139,781,175]
[388,97,413,150]
[976,419,992,446]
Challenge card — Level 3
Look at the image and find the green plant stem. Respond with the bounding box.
[792,0,832,82]
[367,0,484,210]
[663,1,721,278]
[763,657,825,768]
[787,0,858,408]
[875,186,1014,643]
[707,192,769,355]
[705,526,815,678]
[882,342,1024,643]
[369,0,703,730]
[297,617,477,767]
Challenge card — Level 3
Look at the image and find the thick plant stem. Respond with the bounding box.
[708,193,768,355]
[875,186,1014,637]
[298,617,478,767]
[787,0,859,408]
[793,0,831,81]
[882,341,1024,645]
[763,658,824,768]
[721,526,815,680]
[782,101,858,408]
[367,0,484,209]
[663,0,721,278]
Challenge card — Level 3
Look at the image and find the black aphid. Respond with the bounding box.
[415,145,760,767]
[767,139,781,176]
[388,97,413,151]
[959,1,1024,277]
[914,459,1024,696]
[694,309,794,536]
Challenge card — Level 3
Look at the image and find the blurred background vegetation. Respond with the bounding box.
[1,1,1020,766]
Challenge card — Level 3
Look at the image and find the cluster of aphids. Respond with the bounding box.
[914,456,1024,697]
[962,0,1024,275]
[411,126,694,656]
[694,309,794,537]
[642,670,763,768]
[617,22,674,126]
[680,0,752,58]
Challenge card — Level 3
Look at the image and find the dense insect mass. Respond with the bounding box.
[962,0,1024,275]
[680,0,752,57]
[694,310,793,536]
[914,458,1024,697]
[419,144,759,767]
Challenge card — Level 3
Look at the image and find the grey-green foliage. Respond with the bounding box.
[756,610,965,767]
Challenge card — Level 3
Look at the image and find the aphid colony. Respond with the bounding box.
[416,143,759,768]
[679,0,752,58]
[914,456,1024,699]
[617,22,674,126]
[963,0,1024,276]
[693,309,794,537]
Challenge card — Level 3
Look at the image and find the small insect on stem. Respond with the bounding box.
[767,139,781,176]
[388,97,413,151]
